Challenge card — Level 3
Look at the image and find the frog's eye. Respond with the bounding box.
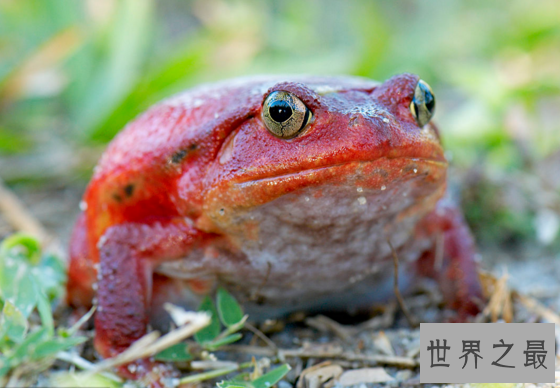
[410,80,435,127]
[262,91,312,139]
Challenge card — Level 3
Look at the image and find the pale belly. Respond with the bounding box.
[155,176,440,316]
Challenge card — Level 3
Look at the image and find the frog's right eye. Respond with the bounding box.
[262,91,312,139]
[410,80,435,127]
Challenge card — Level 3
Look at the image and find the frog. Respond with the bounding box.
[67,74,483,386]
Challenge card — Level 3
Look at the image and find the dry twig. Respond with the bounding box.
[220,345,418,368]
[513,291,560,325]
[479,271,513,322]
[306,302,396,340]
[305,316,353,341]
[478,269,560,325]
[244,321,278,350]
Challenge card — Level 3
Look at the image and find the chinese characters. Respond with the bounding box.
[420,323,554,383]
[426,338,547,369]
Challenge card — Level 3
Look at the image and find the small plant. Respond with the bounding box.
[0,233,290,387]
[0,234,87,385]
[150,287,248,363]
[155,288,291,387]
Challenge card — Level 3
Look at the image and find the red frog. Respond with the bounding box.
[67,74,482,385]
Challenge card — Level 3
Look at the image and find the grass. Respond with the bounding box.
[0,234,290,387]
[0,234,85,385]
[1,0,559,242]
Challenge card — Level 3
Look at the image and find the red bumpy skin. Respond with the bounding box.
[67,74,483,385]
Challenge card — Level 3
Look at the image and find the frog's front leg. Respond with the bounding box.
[95,219,207,385]
[415,200,484,318]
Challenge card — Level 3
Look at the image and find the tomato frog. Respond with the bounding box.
[67,74,483,386]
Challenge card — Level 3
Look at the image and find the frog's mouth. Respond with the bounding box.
[203,156,447,230]
[241,157,447,187]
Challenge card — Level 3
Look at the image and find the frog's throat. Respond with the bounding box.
[202,157,447,228]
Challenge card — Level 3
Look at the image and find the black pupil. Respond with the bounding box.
[269,100,293,123]
[419,83,435,114]
[424,90,435,113]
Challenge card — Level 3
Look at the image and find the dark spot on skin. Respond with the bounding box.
[402,164,419,174]
[171,150,188,164]
[171,144,198,164]
[373,168,389,178]
[124,184,135,197]
[113,194,122,203]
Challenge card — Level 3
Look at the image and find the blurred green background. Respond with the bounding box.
[0,0,559,248]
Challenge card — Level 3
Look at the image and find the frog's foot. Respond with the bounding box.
[93,219,209,385]
[416,201,484,320]
[116,359,179,388]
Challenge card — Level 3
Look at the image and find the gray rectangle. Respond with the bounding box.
[420,323,554,383]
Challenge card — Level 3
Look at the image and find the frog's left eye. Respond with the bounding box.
[410,80,435,127]
[262,91,312,139]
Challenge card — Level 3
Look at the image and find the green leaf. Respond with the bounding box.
[217,382,251,388]
[0,234,41,265]
[36,290,54,335]
[154,342,192,362]
[8,327,49,363]
[205,333,242,351]
[217,287,244,327]
[0,301,28,343]
[4,269,38,319]
[0,244,40,319]
[0,128,31,154]
[251,364,291,388]
[194,296,220,344]
[31,336,87,359]
[33,253,66,301]
[49,371,122,388]
[230,372,251,382]
[0,356,10,378]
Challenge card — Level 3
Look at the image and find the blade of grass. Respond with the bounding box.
[180,361,253,385]
[86,39,210,142]
[76,0,153,137]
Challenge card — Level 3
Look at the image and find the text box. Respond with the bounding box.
[420,323,554,383]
